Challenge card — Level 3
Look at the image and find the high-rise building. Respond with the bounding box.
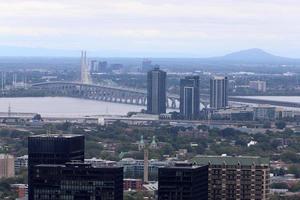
[180,76,200,120]
[147,67,167,114]
[28,134,85,200]
[0,154,15,178]
[210,76,228,109]
[32,162,123,200]
[158,163,208,200]
[192,155,270,200]
[249,81,267,92]
[90,60,98,73]
[98,61,108,73]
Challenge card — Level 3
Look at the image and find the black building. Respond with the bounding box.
[158,163,208,200]
[28,134,85,200]
[180,76,200,120]
[31,162,123,200]
[147,67,167,114]
[210,76,228,110]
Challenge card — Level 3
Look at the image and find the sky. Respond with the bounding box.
[0,0,300,57]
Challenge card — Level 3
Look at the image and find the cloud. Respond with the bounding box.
[0,0,299,56]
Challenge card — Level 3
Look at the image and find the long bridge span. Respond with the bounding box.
[31,81,183,109]
[31,81,300,109]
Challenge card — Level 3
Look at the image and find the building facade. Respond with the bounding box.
[192,155,270,200]
[124,179,143,191]
[15,155,28,173]
[158,163,208,200]
[147,67,167,114]
[0,154,15,178]
[249,81,267,92]
[28,134,85,200]
[119,158,168,181]
[210,76,228,110]
[253,105,276,121]
[180,76,200,120]
[32,162,123,200]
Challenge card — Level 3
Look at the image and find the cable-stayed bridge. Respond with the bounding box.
[32,81,184,109]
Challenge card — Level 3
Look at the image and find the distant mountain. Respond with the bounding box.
[208,48,300,64]
[1,46,300,65]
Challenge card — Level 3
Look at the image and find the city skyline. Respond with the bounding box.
[0,1,300,57]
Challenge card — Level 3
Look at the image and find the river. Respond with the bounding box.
[0,96,299,118]
[0,97,145,117]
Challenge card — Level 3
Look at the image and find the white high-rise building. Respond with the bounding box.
[210,76,228,109]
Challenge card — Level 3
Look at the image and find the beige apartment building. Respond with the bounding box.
[0,154,15,178]
[193,155,270,200]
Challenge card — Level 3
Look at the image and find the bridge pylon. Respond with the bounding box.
[81,50,91,84]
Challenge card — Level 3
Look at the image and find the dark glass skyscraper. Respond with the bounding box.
[32,162,123,200]
[28,134,85,200]
[180,76,200,120]
[158,163,208,200]
[147,67,167,114]
[210,76,228,109]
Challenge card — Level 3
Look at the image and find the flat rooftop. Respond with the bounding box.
[192,155,269,166]
[30,134,83,138]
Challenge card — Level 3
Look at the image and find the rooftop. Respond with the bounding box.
[30,134,83,138]
[212,76,227,80]
[191,155,269,166]
[0,154,14,159]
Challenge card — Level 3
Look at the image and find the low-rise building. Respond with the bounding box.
[15,155,28,173]
[123,178,143,191]
[84,157,117,167]
[11,184,28,199]
[118,158,170,181]
[253,105,276,121]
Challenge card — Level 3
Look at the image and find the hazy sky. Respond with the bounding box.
[1,0,300,57]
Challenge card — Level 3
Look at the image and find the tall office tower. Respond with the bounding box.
[192,155,270,200]
[28,134,85,200]
[210,76,228,109]
[32,162,123,200]
[147,67,167,114]
[180,76,200,120]
[0,154,15,178]
[90,60,98,73]
[158,163,208,200]
[98,61,108,73]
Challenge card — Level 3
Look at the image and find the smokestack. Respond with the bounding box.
[144,148,149,183]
